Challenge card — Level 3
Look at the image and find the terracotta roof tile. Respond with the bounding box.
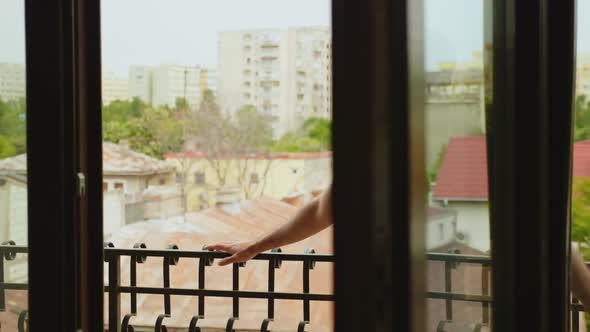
[433,136,488,201]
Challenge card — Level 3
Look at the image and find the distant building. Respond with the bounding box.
[425,69,485,170]
[128,64,202,109]
[432,137,590,252]
[199,66,218,95]
[102,71,129,105]
[128,65,153,104]
[0,63,26,102]
[164,151,332,212]
[218,27,332,137]
[577,55,590,97]
[0,142,176,240]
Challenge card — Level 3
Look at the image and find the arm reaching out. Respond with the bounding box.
[205,185,333,266]
[571,246,590,311]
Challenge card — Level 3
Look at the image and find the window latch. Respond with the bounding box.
[77,173,86,197]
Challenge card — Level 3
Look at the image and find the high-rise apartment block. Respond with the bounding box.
[0,64,26,102]
[577,55,590,97]
[218,27,332,137]
[129,65,201,110]
[199,67,218,95]
[102,71,129,105]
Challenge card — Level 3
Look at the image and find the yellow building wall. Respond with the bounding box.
[166,157,332,211]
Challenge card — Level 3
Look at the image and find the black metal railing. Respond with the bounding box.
[0,242,588,332]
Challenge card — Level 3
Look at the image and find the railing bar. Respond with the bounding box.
[268,259,275,319]
[112,286,335,301]
[164,256,171,315]
[198,258,206,317]
[427,291,493,303]
[0,246,29,253]
[0,256,5,311]
[104,248,335,261]
[108,254,121,332]
[482,266,490,324]
[303,259,310,322]
[427,253,492,265]
[130,256,137,313]
[233,263,239,318]
[0,283,28,290]
[445,261,452,320]
[573,308,580,332]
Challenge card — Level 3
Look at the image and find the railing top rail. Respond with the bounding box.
[426,252,492,265]
[103,247,336,262]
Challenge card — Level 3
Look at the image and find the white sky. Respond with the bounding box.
[1,0,589,76]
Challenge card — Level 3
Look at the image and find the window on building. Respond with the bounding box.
[159,178,166,185]
[250,173,260,184]
[114,182,124,190]
[194,172,206,185]
[103,182,108,192]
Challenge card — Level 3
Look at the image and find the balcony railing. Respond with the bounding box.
[0,243,587,332]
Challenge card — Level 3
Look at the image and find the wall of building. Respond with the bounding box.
[426,101,483,170]
[218,28,331,138]
[0,63,26,102]
[129,66,153,104]
[426,214,457,250]
[167,156,332,211]
[444,201,490,252]
[102,74,129,105]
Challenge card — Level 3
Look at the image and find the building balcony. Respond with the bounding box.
[0,243,587,331]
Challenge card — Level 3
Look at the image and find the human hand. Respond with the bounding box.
[204,240,259,266]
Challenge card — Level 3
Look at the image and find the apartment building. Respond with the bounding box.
[129,64,201,109]
[0,63,26,102]
[102,71,129,105]
[218,27,332,137]
[577,55,590,97]
[199,66,218,95]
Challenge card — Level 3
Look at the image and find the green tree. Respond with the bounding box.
[269,117,332,152]
[0,135,17,159]
[428,144,447,184]
[574,95,590,142]
[572,177,590,259]
[0,97,26,156]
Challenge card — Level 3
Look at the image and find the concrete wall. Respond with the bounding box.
[437,201,490,252]
[426,213,458,250]
[426,101,483,170]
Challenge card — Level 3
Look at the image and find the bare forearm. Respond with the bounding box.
[251,193,332,253]
[571,247,590,310]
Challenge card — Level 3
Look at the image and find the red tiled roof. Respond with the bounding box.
[574,140,590,178]
[164,151,333,160]
[433,136,488,201]
[434,137,590,201]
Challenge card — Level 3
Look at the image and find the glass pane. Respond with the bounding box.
[424,0,492,330]
[0,0,29,329]
[571,0,590,330]
[101,1,333,331]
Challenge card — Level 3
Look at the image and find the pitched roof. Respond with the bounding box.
[165,151,333,161]
[573,140,590,178]
[433,136,488,201]
[0,142,173,176]
[105,197,333,331]
[434,137,590,201]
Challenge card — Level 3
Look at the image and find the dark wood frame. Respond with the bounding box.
[25,0,103,330]
[23,0,578,330]
[332,0,426,330]
[489,0,576,331]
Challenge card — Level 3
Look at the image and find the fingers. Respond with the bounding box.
[204,243,231,252]
[218,254,238,266]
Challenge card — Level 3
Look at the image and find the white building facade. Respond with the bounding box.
[0,63,26,102]
[102,71,129,105]
[129,65,201,109]
[218,27,332,137]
